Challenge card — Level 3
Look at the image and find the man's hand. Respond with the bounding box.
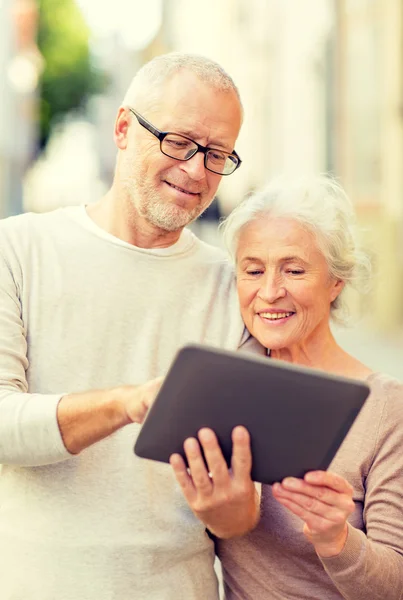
[121,376,164,424]
[170,426,260,539]
[272,470,355,557]
[58,376,163,454]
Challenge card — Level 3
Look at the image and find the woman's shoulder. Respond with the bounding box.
[367,371,403,399]
[365,371,403,434]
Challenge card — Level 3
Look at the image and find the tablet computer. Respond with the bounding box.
[134,344,370,484]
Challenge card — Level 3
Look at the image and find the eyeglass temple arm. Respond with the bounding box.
[129,108,164,140]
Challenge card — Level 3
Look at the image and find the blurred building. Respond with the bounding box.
[332,0,403,332]
[84,0,166,187]
[159,0,337,216]
[0,0,42,219]
[160,0,403,334]
[4,0,402,336]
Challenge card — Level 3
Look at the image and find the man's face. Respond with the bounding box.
[117,71,242,232]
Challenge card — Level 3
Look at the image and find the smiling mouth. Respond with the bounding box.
[259,311,295,321]
[166,181,199,195]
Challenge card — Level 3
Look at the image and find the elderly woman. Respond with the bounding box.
[211,176,403,599]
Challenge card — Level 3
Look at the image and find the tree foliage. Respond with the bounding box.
[37,0,104,148]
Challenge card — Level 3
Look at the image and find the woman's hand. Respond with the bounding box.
[170,426,260,539]
[272,470,355,557]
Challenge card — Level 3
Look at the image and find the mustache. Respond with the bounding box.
[163,177,207,195]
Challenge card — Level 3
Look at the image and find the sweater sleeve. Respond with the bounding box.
[0,248,72,466]
[320,377,403,600]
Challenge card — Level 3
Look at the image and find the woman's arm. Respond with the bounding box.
[319,377,403,599]
[273,377,403,600]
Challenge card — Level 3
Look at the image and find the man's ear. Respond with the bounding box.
[330,279,345,302]
[114,107,130,150]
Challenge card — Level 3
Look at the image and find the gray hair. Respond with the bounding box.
[220,175,372,324]
[122,51,243,116]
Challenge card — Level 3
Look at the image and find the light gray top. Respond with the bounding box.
[217,371,403,599]
[0,206,245,600]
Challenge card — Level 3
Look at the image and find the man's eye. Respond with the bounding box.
[287,270,304,275]
[246,270,263,276]
[208,151,226,164]
[166,139,190,149]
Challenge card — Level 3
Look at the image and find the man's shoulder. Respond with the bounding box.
[0,212,36,255]
[0,207,67,235]
[0,208,79,270]
[192,236,233,269]
[193,235,226,256]
[0,211,34,234]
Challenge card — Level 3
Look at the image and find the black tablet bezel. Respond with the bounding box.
[134,344,370,485]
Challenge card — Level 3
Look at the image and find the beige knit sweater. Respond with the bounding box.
[217,371,403,599]
[0,206,246,600]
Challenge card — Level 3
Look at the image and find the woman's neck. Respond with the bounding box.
[269,327,372,380]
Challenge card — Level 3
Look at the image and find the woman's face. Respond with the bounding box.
[236,217,343,351]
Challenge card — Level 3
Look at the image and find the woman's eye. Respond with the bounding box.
[287,270,304,275]
[246,270,263,276]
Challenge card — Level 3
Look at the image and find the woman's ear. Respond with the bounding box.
[114,107,130,150]
[330,279,345,302]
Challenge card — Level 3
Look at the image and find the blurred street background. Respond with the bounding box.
[0,0,402,379]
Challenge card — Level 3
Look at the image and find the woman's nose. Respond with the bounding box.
[257,273,286,303]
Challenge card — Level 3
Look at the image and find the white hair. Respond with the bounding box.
[122,51,243,116]
[220,174,372,324]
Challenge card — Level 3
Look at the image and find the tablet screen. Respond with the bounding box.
[134,344,370,484]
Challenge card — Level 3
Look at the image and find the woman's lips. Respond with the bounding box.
[258,311,295,325]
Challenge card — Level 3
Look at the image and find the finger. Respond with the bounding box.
[149,376,164,397]
[183,437,214,496]
[280,477,353,510]
[169,453,196,503]
[230,426,253,479]
[304,471,354,495]
[274,493,338,532]
[141,377,164,408]
[153,375,164,389]
[273,483,353,521]
[197,428,231,487]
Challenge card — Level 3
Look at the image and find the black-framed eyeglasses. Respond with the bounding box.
[128,108,241,176]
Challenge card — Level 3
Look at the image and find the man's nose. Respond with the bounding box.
[179,152,207,181]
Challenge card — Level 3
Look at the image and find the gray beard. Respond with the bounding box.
[140,195,201,231]
[124,175,205,232]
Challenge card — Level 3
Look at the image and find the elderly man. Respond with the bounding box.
[0,53,258,600]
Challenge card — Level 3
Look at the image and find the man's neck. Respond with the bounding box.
[86,190,182,249]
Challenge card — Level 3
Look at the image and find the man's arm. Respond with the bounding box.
[0,248,161,465]
[57,379,162,455]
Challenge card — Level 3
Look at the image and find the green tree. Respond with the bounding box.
[37,0,104,148]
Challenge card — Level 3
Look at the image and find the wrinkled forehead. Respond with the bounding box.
[141,71,243,147]
[236,217,323,263]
